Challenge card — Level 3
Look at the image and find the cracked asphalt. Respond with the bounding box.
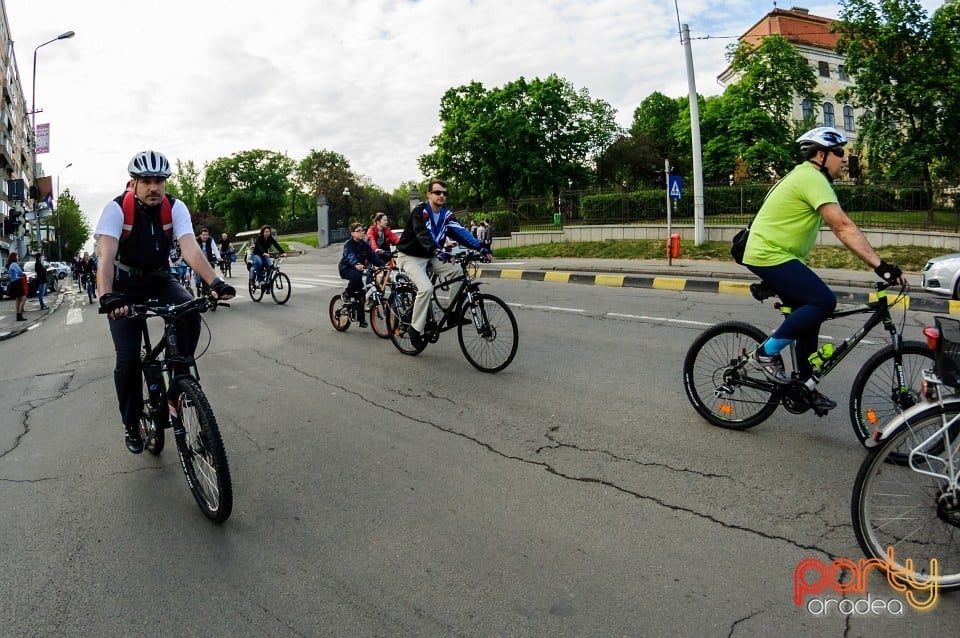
[1,246,956,636]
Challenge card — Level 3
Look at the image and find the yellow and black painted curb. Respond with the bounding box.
[478,268,960,316]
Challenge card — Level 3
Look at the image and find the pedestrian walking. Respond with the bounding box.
[34,253,49,310]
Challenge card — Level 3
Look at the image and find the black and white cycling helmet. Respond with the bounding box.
[128,150,172,178]
[796,127,847,154]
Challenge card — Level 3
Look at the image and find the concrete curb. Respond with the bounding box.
[477,267,960,315]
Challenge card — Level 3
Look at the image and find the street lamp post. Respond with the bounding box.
[31,30,75,254]
[342,186,351,225]
[56,162,73,260]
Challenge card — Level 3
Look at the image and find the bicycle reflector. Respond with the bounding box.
[924,326,940,351]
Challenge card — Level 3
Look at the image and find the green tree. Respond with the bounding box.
[595,135,661,189]
[420,75,620,209]
[203,150,294,232]
[836,0,960,187]
[295,149,361,225]
[630,92,682,168]
[53,188,91,259]
[719,34,823,179]
[167,160,204,214]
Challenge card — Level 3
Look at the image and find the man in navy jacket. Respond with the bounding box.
[395,180,491,348]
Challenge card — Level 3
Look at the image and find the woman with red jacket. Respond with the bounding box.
[366,212,400,256]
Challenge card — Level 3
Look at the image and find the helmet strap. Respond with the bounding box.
[812,150,832,182]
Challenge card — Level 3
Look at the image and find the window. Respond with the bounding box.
[818,61,830,77]
[823,102,835,127]
[838,65,848,81]
[802,99,813,120]
[843,105,855,131]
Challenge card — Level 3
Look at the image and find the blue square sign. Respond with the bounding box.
[669,175,683,200]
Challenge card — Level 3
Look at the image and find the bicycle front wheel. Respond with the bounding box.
[852,402,960,591]
[682,321,779,429]
[329,294,351,331]
[458,293,518,373]
[270,272,292,304]
[171,376,232,523]
[849,341,935,448]
[387,285,426,355]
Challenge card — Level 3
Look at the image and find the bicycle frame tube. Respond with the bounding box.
[795,294,897,380]
[430,265,480,333]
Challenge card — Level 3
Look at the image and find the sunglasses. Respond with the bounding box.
[430,190,448,196]
[829,147,845,158]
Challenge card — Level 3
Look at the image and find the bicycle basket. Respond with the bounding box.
[934,316,960,388]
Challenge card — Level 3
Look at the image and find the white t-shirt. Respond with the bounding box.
[94,197,194,241]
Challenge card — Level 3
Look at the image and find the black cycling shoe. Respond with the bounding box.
[809,390,837,412]
[408,327,424,349]
[124,426,144,454]
[358,318,368,328]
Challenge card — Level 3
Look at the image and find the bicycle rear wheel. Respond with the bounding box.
[140,367,164,455]
[682,321,779,429]
[171,376,232,523]
[849,341,935,450]
[271,272,292,305]
[387,285,426,355]
[852,402,960,591]
[248,277,264,302]
[329,294,351,331]
[458,293,518,373]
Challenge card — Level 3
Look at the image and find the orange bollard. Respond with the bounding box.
[668,233,681,259]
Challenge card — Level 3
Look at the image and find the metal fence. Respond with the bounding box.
[459,182,960,235]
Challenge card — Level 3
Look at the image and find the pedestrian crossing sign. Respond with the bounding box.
[669,175,683,200]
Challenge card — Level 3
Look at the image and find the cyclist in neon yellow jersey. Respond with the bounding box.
[742,127,906,412]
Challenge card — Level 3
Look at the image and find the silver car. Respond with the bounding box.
[921,253,960,299]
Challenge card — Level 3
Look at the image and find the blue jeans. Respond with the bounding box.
[250,254,272,281]
[746,259,837,380]
[37,282,47,308]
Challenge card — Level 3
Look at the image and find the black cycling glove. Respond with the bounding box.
[99,292,128,314]
[874,260,902,283]
[211,279,236,299]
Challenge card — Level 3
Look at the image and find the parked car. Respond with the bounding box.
[921,253,960,299]
[49,261,72,279]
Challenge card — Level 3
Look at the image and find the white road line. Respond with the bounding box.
[606,312,713,326]
[509,302,584,313]
[66,308,83,325]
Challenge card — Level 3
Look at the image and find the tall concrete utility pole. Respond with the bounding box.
[681,23,705,245]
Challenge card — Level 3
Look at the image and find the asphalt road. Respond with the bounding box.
[1,252,957,637]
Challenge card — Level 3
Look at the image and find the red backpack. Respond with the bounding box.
[120,191,173,242]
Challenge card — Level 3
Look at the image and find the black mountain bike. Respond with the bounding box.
[219,250,234,278]
[116,295,233,523]
[249,256,291,304]
[683,281,933,451]
[388,250,519,373]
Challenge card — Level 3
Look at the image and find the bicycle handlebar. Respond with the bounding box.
[99,295,226,317]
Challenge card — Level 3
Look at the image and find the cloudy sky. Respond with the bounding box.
[4,0,946,235]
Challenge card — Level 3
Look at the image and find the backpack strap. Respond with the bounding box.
[120,192,173,242]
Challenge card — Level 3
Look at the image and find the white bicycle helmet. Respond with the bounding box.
[128,150,172,178]
[796,127,847,154]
